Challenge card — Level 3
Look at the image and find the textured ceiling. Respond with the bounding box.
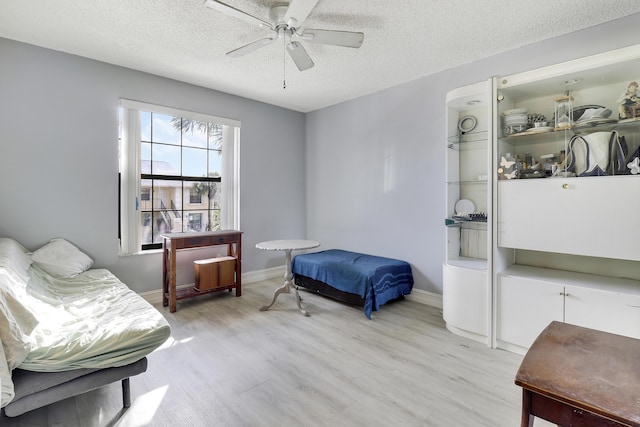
[1,1,640,112]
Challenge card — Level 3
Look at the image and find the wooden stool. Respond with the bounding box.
[515,321,640,427]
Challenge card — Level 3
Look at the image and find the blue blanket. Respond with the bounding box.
[292,249,414,318]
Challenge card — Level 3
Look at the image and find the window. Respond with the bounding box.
[119,100,240,254]
[189,190,202,204]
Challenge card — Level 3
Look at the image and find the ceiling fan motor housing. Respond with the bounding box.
[269,3,290,27]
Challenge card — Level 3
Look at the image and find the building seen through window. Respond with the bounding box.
[139,112,222,249]
[119,100,240,255]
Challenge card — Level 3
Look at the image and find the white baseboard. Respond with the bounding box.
[140,267,443,311]
[242,266,285,283]
[139,266,285,305]
[405,288,443,310]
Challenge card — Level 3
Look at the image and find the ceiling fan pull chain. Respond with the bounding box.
[283,33,286,89]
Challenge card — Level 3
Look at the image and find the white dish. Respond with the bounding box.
[503,113,528,122]
[455,199,475,216]
[526,126,553,133]
[502,108,528,116]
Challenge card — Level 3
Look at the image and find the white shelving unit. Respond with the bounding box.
[491,45,640,354]
[443,45,640,354]
[443,81,493,345]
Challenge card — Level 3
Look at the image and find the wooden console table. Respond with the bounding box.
[162,230,242,313]
[515,321,640,427]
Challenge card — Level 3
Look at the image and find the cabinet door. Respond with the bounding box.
[565,285,640,340]
[496,275,564,349]
[443,263,487,337]
[498,177,640,261]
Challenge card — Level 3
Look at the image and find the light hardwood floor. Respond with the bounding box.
[3,278,553,427]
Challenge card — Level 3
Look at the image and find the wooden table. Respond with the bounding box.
[255,239,320,316]
[162,230,242,313]
[515,321,640,427]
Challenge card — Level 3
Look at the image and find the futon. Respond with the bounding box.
[0,237,171,416]
[292,249,414,318]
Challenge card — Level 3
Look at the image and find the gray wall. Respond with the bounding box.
[2,12,639,296]
[305,13,640,294]
[0,38,306,293]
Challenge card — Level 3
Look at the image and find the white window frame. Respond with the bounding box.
[118,99,240,255]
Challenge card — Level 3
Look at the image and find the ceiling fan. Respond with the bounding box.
[204,0,365,72]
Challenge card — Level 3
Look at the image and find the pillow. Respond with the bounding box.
[31,238,93,278]
[0,274,38,371]
[0,238,33,284]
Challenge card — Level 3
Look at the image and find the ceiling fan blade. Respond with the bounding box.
[286,41,314,71]
[227,37,277,57]
[300,29,364,48]
[204,0,273,29]
[283,0,319,28]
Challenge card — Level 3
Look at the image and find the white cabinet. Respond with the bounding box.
[498,177,640,261]
[443,81,493,345]
[443,262,487,343]
[497,266,640,354]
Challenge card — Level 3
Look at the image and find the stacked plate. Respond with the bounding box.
[503,108,529,134]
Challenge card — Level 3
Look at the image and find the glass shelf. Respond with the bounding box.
[500,119,640,143]
[500,129,565,144]
[498,173,638,182]
[573,118,640,134]
[446,179,489,185]
[447,130,489,146]
[445,218,488,228]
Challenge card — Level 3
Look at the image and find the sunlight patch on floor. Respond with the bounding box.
[153,335,194,352]
[114,385,168,427]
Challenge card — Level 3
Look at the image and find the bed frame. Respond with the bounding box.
[2,357,148,418]
[295,274,365,307]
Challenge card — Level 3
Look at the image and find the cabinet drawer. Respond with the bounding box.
[210,233,239,245]
[181,235,213,249]
[498,177,640,261]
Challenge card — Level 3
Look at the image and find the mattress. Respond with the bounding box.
[18,265,171,372]
[292,249,414,318]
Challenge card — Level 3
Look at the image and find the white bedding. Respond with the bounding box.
[19,264,171,372]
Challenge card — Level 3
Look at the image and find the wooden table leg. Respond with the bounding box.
[522,389,534,427]
[162,245,169,307]
[169,245,177,313]
[231,241,241,297]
